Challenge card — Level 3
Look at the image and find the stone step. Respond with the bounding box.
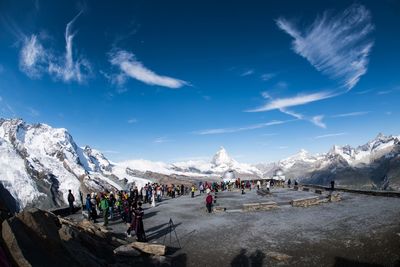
[290,196,319,207]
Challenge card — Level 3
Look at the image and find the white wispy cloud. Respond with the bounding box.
[48,11,91,83]
[241,69,254,77]
[27,107,40,117]
[331,111,369,118]
[19,35,47,78]
[19,11,91,83]
[261,73,276,81]
[314,132,347,139]
[311,115,326,128]
[280,107,326,128]
[153,137,171,143]
[246,91,334,112]
[355,89,373,95]
[127,118,138,124]
[194,120,291,135]
[0,97,16,117]
[279,108,304,120]
[377,90,393,95]
[261,133,277,137]
[109,50,188,89]
[276,4,374,90]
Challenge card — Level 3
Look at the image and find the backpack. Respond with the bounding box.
[206,195,213,204]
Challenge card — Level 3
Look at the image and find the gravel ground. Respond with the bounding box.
[72,188,400,267]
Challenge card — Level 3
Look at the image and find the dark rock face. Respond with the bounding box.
[0,183,19,215]
[1,209,116,267]
[0,208,178,267]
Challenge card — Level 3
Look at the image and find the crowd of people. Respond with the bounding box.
[68,177,302,241]
[76,182,195,241]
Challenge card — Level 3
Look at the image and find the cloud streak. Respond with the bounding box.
[19,11,91,83]
[314,132,347,139]
[109,50,187,89]
[247,91,334,112]
[153,137,171,143]
[240,69,254,77]
[194,120,291,135]
[280,107,326,128]
[331,111,369,118]
[276,4,374,90]
[311,115,326,129]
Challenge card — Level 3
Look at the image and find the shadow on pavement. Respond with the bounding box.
[333,257,386,267]
[146,222,182,242]
[231,249,265,267]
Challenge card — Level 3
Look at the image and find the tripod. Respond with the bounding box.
[162,218,181,248]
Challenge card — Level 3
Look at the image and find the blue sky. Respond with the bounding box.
[0,0,399,163]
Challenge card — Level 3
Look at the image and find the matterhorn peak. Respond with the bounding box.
[298,149,309,155]
[211,146,233,166]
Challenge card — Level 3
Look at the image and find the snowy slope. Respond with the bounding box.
[0,137,45,208]
[256,133,400,190]
[118,147,262,178]
[0,118,151,211]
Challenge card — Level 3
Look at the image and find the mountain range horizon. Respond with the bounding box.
[1,117,400,214]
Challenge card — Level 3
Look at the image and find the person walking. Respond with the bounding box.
[67,190,75,215]
[288,179,292,188]
[267,180,270,192]
[99,195,109,227]
[206,193,213,213]
[257,180,261,190]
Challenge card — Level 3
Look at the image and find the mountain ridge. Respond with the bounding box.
[1,118,400,213]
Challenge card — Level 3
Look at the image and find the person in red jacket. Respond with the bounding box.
[206,193,213,213]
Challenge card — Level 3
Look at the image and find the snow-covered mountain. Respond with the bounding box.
[117,147,262,178]
[1,118,399,212]
[0,119,151,212]
[257,134,400,190]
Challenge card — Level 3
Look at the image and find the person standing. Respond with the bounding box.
[206,193,213,213]
[99,195,109,227]
[133,202,146,242]
[108,193,116,220]
[191,185,195,198]
[151,190,156,207]
[67,190,75,215]
[267,181,270,192]
[288,179,292,188]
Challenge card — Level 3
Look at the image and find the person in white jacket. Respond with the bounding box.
[151,190,156,207]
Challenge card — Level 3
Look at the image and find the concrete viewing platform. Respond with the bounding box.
[65,187,400,267]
